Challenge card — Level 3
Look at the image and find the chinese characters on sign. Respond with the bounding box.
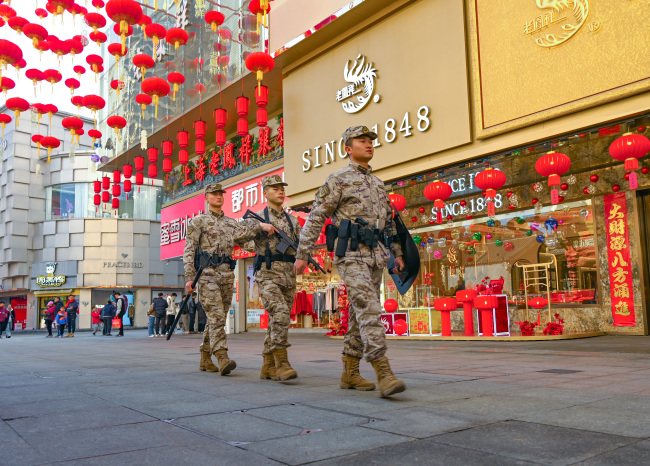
[161,210,204,247]
[604,193,636,327]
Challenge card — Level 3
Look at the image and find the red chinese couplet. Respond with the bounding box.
[604,193,636,326]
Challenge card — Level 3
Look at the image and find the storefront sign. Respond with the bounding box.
[337,54,378,114]
[523,0,589,48]
[102,262,144,268]
[409,308,430,335]
[604,193,636,327]
[222,168,284,217]
[36,263,66,288]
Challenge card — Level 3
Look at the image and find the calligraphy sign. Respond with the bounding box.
[604,193,636,326]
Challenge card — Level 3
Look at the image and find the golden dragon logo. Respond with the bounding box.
[524,0,589,47]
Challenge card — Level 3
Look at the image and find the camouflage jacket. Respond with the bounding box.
[244,206,301,287]
[184,210,261,282]
[296,161,402,267]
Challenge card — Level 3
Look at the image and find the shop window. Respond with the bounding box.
[389,200,599,308]
[47,184,76,219]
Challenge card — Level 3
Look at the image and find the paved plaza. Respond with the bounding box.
[2,331,650,465]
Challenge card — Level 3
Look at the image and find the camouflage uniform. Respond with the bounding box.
[184,184,261,355]
[296,127,403,363]
[244,175,302,355]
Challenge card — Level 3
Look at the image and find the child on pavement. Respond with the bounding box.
[55,308,67,338]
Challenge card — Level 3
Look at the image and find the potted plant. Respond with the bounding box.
[515,320,537,336]
[543,313,565,336]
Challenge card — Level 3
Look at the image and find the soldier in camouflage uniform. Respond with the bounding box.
[295,126,406,397]
[244,174,302,381]
[184,183,276,375]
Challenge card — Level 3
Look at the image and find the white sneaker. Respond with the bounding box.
[149,335,155,338]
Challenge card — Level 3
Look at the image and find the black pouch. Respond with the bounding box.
[324,223,337,252]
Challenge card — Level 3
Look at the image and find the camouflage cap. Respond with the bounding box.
[204,183,226,194]
[262,174,288,189]
[342,125,378,143]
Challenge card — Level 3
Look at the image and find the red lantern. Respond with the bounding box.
[135,93,152,118]
[214,107,227,128]
[215,129,226,147]
[167,72,185,101]
[0,39,23,80]
[110,79,125,103]
[141,76,170,118]
[106,115,127,141]
[84,11,106,32]
[123,164,133,178]
[144,23,166,58]
[423,180,452,209]
[388,193,406,211]
[23,23,48,48]
[163,157,172,173]
[237,118,248,136]
[101,176,110,190]
[195,139,206,156]
[89,30,107,46]
[102,191,110,203]
[123,179,132,194]
[255,85,268,108]
[177,130,189,148]
[135,172,144,186]
[105,0,142,54]
[0,114,11,138]
[82,94,105,122]
[256,108,268,127]
[609,133,650,171]
[236,96,249,117]
[107,43,128,70]
[148,147,158,163]
[0,77,14,95]
[85,53,103,78]
[384,299,398,313]
[535,152,571,186]
[194,119,206,139]
[162,140,173,157]
[93,180,101,193]
[474,168,506,199]
[165,27,188,50]
[112,198,120,210]
[64,78,80,95]
[8,16,28,34]
[245,51,274,87]
[133,53,154,80]
[179,149,188,165]
[204,10,225,32]
[5,97,29,127]
[248,0,271,32]
[113,170,122,184]
[66,38,84,60]
[43,69,63,89]
[61,116,83,145]
[25,69,44,93]
[148,164,157,178]
[134,156,144,171]
[393,319,408,336]
[93,193,101,209]
[112,184,121,197]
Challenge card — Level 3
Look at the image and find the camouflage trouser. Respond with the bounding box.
[198,268,234,354]
[337,258,387,362]
[257,275,295,354]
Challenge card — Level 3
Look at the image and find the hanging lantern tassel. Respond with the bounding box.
[153,95,159,118]
[173,83,178,101]
[119,20,129,54]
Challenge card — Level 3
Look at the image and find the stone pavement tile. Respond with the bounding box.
[363,406,498,439]
[63,441,281,466]
[512,405,650,438]
[585,394,650,414]
[244,404,371,430]
[519,387,616,405]
[0,420,49,466]
[434,393,579,419]
[20,420,205,462]
[573,439,650,465]
[2,394,119,421]
[222,386,336,406]
[432,420,636,464]
[171,411,304,442]
[7,406,155,436]
[122,395,260,420]
[304,395,415,416]
[241,425,410,465]
[312,438,534,465]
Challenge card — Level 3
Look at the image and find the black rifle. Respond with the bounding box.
[243,210,327,274]
[166,251,210,340]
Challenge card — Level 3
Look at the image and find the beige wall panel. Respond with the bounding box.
[283,0,470,197]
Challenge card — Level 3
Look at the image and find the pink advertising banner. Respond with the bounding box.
[160,168,285,260]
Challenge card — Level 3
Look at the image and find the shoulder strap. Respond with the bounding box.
[264,207,270,223]
[284,210,296,242]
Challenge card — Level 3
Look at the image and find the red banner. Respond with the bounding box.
[604,193,636,326]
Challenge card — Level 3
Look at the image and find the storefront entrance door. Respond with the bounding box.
[636,189,650,335]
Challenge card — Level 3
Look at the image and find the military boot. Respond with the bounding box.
[371,356,406,397]
[199,351,219,372]
[273,348,297,381]
[215,349,236,376]
[340,356,376,391]
[260,353,277,380]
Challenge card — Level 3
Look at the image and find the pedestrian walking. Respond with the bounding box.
[91,308,102,335]
[188,292,198,333]
[127,303,135,326]
[183,183,271,375]
[113,292,127,337]
[64,295,79,338]
[44,301,56,338]
[197,299,206,333]
[244,175,302,381]
[101,299,115,336]
[152,293,168,337]
[166,293,178,334]
[0,302,8,339]
[180,295,190,334]
[5,303,14,338]
[295,126,406,397]
[55,307,67,338]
